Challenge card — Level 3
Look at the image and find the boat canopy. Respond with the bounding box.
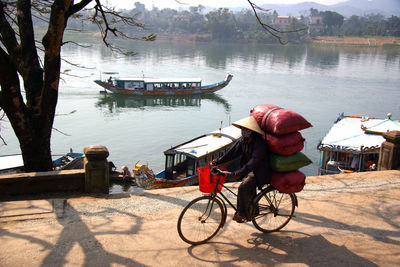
[318,114,400,153]
[165,125,241,159]
[102,72,119,75]
[116,77,202,84]
[144,78,201,84]
[0,155,24,172]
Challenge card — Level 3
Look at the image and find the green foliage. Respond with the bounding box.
[385,15,400,36]
[206,8,236,40]
[65,4,400,43]
[309,8,399,37]
[321,11,344,35]
[287,18,308,43]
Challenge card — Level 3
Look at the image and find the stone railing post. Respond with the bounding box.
[378,131,400,171]
[83,145,109,193]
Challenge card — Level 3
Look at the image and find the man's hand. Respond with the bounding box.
[209,160,217,168]
[231,172,241,181]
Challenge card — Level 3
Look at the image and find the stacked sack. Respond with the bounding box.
[250,104,312,193]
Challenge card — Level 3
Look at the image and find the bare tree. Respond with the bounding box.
[0,0,152,172]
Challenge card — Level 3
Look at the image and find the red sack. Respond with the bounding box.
[250,104,312,135]
[264,131,305,156]
[250,104,280,126]
[270,170,306,193]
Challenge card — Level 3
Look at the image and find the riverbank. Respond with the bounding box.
[0,170,399,266]
[307,36,400,47]
[155,33,400,47]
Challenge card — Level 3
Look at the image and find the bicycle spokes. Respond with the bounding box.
[199,198,216,222]
[252,188,296,233]
[177,195,225,245]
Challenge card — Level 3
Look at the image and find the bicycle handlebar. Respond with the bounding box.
[210,166,232,176]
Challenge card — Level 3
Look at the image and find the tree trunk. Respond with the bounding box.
[0,0,72,172]
[19,133,53,172]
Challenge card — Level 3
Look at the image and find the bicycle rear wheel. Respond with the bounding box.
[252,187,295,233]
[177,195,225,245]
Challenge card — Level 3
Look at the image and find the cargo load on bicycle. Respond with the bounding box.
[250,104,313,194]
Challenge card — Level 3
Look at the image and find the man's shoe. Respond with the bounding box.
[233,213,247,223]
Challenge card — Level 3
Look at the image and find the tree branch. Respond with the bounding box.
[52,127,71,136]
[67,0,92,16]
[246,0,307,44]
[89,0,154,55]
[0,1,19,54]
[17,0,42,73]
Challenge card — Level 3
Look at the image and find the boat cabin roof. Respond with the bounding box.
[117,77,202,84]
[164,125,241,159]
[0,154,24,171]
[319,114,400,153]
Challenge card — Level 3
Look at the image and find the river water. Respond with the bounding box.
[1,40,399,192]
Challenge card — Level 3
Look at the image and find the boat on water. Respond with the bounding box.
[94,72,233,95]
[0,152,84,175]
[317,113,400,175]
[133,125,242,189]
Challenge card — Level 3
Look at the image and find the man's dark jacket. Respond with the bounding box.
[215,133,270,187]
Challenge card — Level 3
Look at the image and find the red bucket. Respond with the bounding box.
[198,166,227,193]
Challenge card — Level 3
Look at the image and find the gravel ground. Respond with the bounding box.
[65,172,400,219]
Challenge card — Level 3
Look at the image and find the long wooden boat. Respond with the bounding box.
[133,125,242,190]
[94,73,233,95]
[0,152,84,175]
[317,113,400,175]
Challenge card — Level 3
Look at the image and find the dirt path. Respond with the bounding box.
[309,36,400,46]
[0,170,399,266]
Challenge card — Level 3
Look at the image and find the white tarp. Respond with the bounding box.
[171,126,241,158]
[0,155,24,171]
[117,78,202,83]
[319,116,400,152]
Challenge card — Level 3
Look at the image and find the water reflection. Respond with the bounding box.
[63,38,399,75]
[120,41,310,70]
[382,47,400,68]
[305,46,340,70]
[267,45,307,69]
[95,93,231,113]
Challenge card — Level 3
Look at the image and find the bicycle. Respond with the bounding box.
[177,165,298,245]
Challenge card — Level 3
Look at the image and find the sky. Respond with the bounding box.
[108,0,350,10]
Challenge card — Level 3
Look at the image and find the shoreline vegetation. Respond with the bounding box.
[62,30,400,49]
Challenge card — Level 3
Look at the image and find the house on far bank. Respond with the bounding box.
[309,15,323,25]
[308,15,324,33]
[274,16,290,26]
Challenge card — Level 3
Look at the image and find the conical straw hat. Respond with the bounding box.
[232,116,264,135]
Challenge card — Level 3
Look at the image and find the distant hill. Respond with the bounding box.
[258,0,400,17]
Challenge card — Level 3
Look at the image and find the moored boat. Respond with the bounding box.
[317,113,400,175]
[0,152,84,175]
[133,125,242,189]
[94,73,233,95]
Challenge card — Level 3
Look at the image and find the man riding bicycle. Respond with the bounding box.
[212,116,270,223]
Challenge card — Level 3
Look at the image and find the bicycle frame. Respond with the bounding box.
[206,174,237,228]
[207,172,298,225]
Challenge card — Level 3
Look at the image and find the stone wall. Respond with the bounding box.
[0,170,85,198]
[0,145,110,199]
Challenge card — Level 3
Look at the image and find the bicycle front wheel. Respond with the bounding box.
[252,188,295,233]
[177,195,225,245]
